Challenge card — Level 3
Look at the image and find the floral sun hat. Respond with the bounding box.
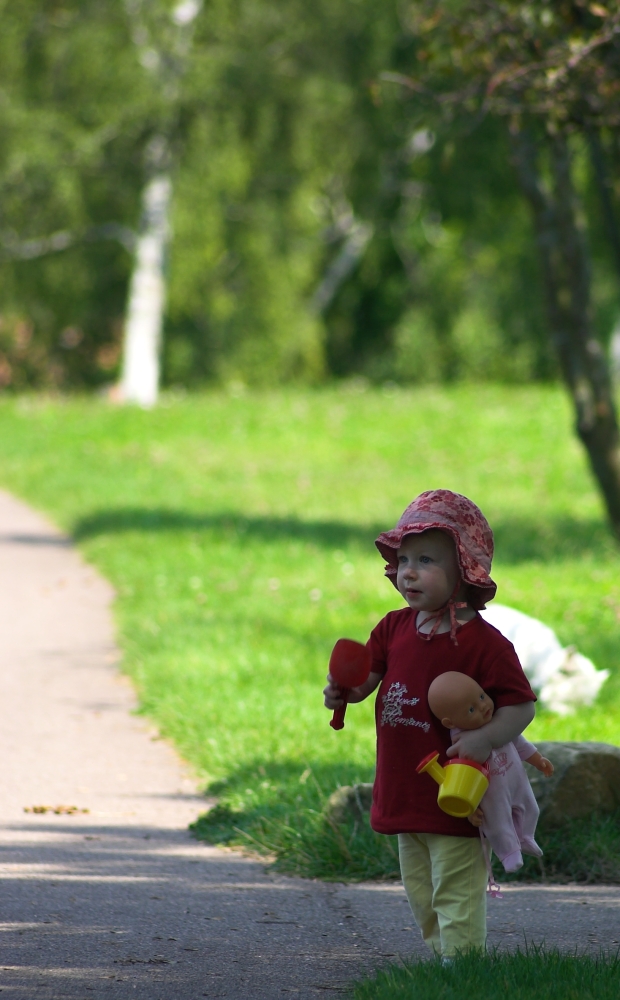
[375,489,497,613]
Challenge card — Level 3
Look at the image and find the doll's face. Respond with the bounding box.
[443,680,494,731]
[396,530,464,613]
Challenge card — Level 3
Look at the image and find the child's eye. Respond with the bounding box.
[420,555,432,564]
[468,706,474,713]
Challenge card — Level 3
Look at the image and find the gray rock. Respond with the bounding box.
[325,783,374,825]
[526,741,620,829]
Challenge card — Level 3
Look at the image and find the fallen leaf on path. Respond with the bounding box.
[24,804,90,815]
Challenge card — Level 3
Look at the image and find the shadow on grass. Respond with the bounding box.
[492,515,616,564]
[191,758,400,882]
[71,507,617,564]
[72,507,382,552]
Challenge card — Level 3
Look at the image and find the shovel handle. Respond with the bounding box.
[330,688,350,730]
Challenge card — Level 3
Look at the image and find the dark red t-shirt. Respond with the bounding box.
[368,609,536,837]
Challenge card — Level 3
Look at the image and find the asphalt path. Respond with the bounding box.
[0,489,618,999]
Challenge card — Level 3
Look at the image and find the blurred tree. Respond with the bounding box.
[0,0,150,390]
[119,0,202,408]
[165,0,415,385]
[168,0,552,385]
[1,0,617,402]
[397,0,620,535]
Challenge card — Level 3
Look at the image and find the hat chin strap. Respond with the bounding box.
[416,580,467,646]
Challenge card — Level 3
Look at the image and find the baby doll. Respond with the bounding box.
[427,671,554,873]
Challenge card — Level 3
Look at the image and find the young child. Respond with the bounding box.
[427,671,554,873]
[323,489,537,958]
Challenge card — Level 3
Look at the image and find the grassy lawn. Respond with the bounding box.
[0,384,619,880]
[351,948,620,1000]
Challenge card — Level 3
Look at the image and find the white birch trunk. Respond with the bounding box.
[119,172,171,407]
[118,0,201,407]
[311,221,373,315]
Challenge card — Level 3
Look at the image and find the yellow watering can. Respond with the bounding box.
[417,751,489,818]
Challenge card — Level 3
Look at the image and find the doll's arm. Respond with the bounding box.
[323,670,383,709]
[513,732,537,760]
[447,701,536,764]
[524,750,554,776]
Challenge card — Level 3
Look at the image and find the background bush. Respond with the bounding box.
[2,2,619,390]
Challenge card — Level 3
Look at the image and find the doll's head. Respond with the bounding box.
[427,671,494,731]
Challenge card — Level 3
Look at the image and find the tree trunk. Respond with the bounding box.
[311,220,374,315]
[118,0,201,407]
[510,126,620,537]
[119,153,171,408]
[587,128,620,281]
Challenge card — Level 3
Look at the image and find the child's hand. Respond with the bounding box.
[446,729,492,764]
[323,674,345,710]
[467,806,484,828]
[324,669,382,709]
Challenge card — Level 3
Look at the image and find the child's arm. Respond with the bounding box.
[323,671,383,709]
[524,750,554,776]
[447,701,536,763]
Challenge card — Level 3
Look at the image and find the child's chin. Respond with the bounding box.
[407,601,437,615]
[405,597,423,609]
[407,597,439,611]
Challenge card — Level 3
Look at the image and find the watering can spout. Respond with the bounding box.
[417,751,445,785]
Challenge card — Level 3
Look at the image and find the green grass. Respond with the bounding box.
[193,767,401,881]
[352,948,620,999]
[496,809,620,885]
[0,385,619,880]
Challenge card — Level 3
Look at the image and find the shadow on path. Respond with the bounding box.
[0,818,389,999]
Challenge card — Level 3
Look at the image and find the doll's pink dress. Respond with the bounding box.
[452,730,543,873]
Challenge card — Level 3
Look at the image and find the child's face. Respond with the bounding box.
[445,681,494,731]
[396,530,463,613]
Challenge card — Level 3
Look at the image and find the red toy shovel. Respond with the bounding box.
[328,638,371,731]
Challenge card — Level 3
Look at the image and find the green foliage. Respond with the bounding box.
[190,763,400,882]
[0,386,619,881]
[353,948,620,1000]
[499,810,620,886]
[2,3,619,388]
[0,1,149,388]
[393,0,620,371]
[406,1,620,128]
[167,0,412,384]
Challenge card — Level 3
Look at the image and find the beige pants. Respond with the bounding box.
[398,832,487,957]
